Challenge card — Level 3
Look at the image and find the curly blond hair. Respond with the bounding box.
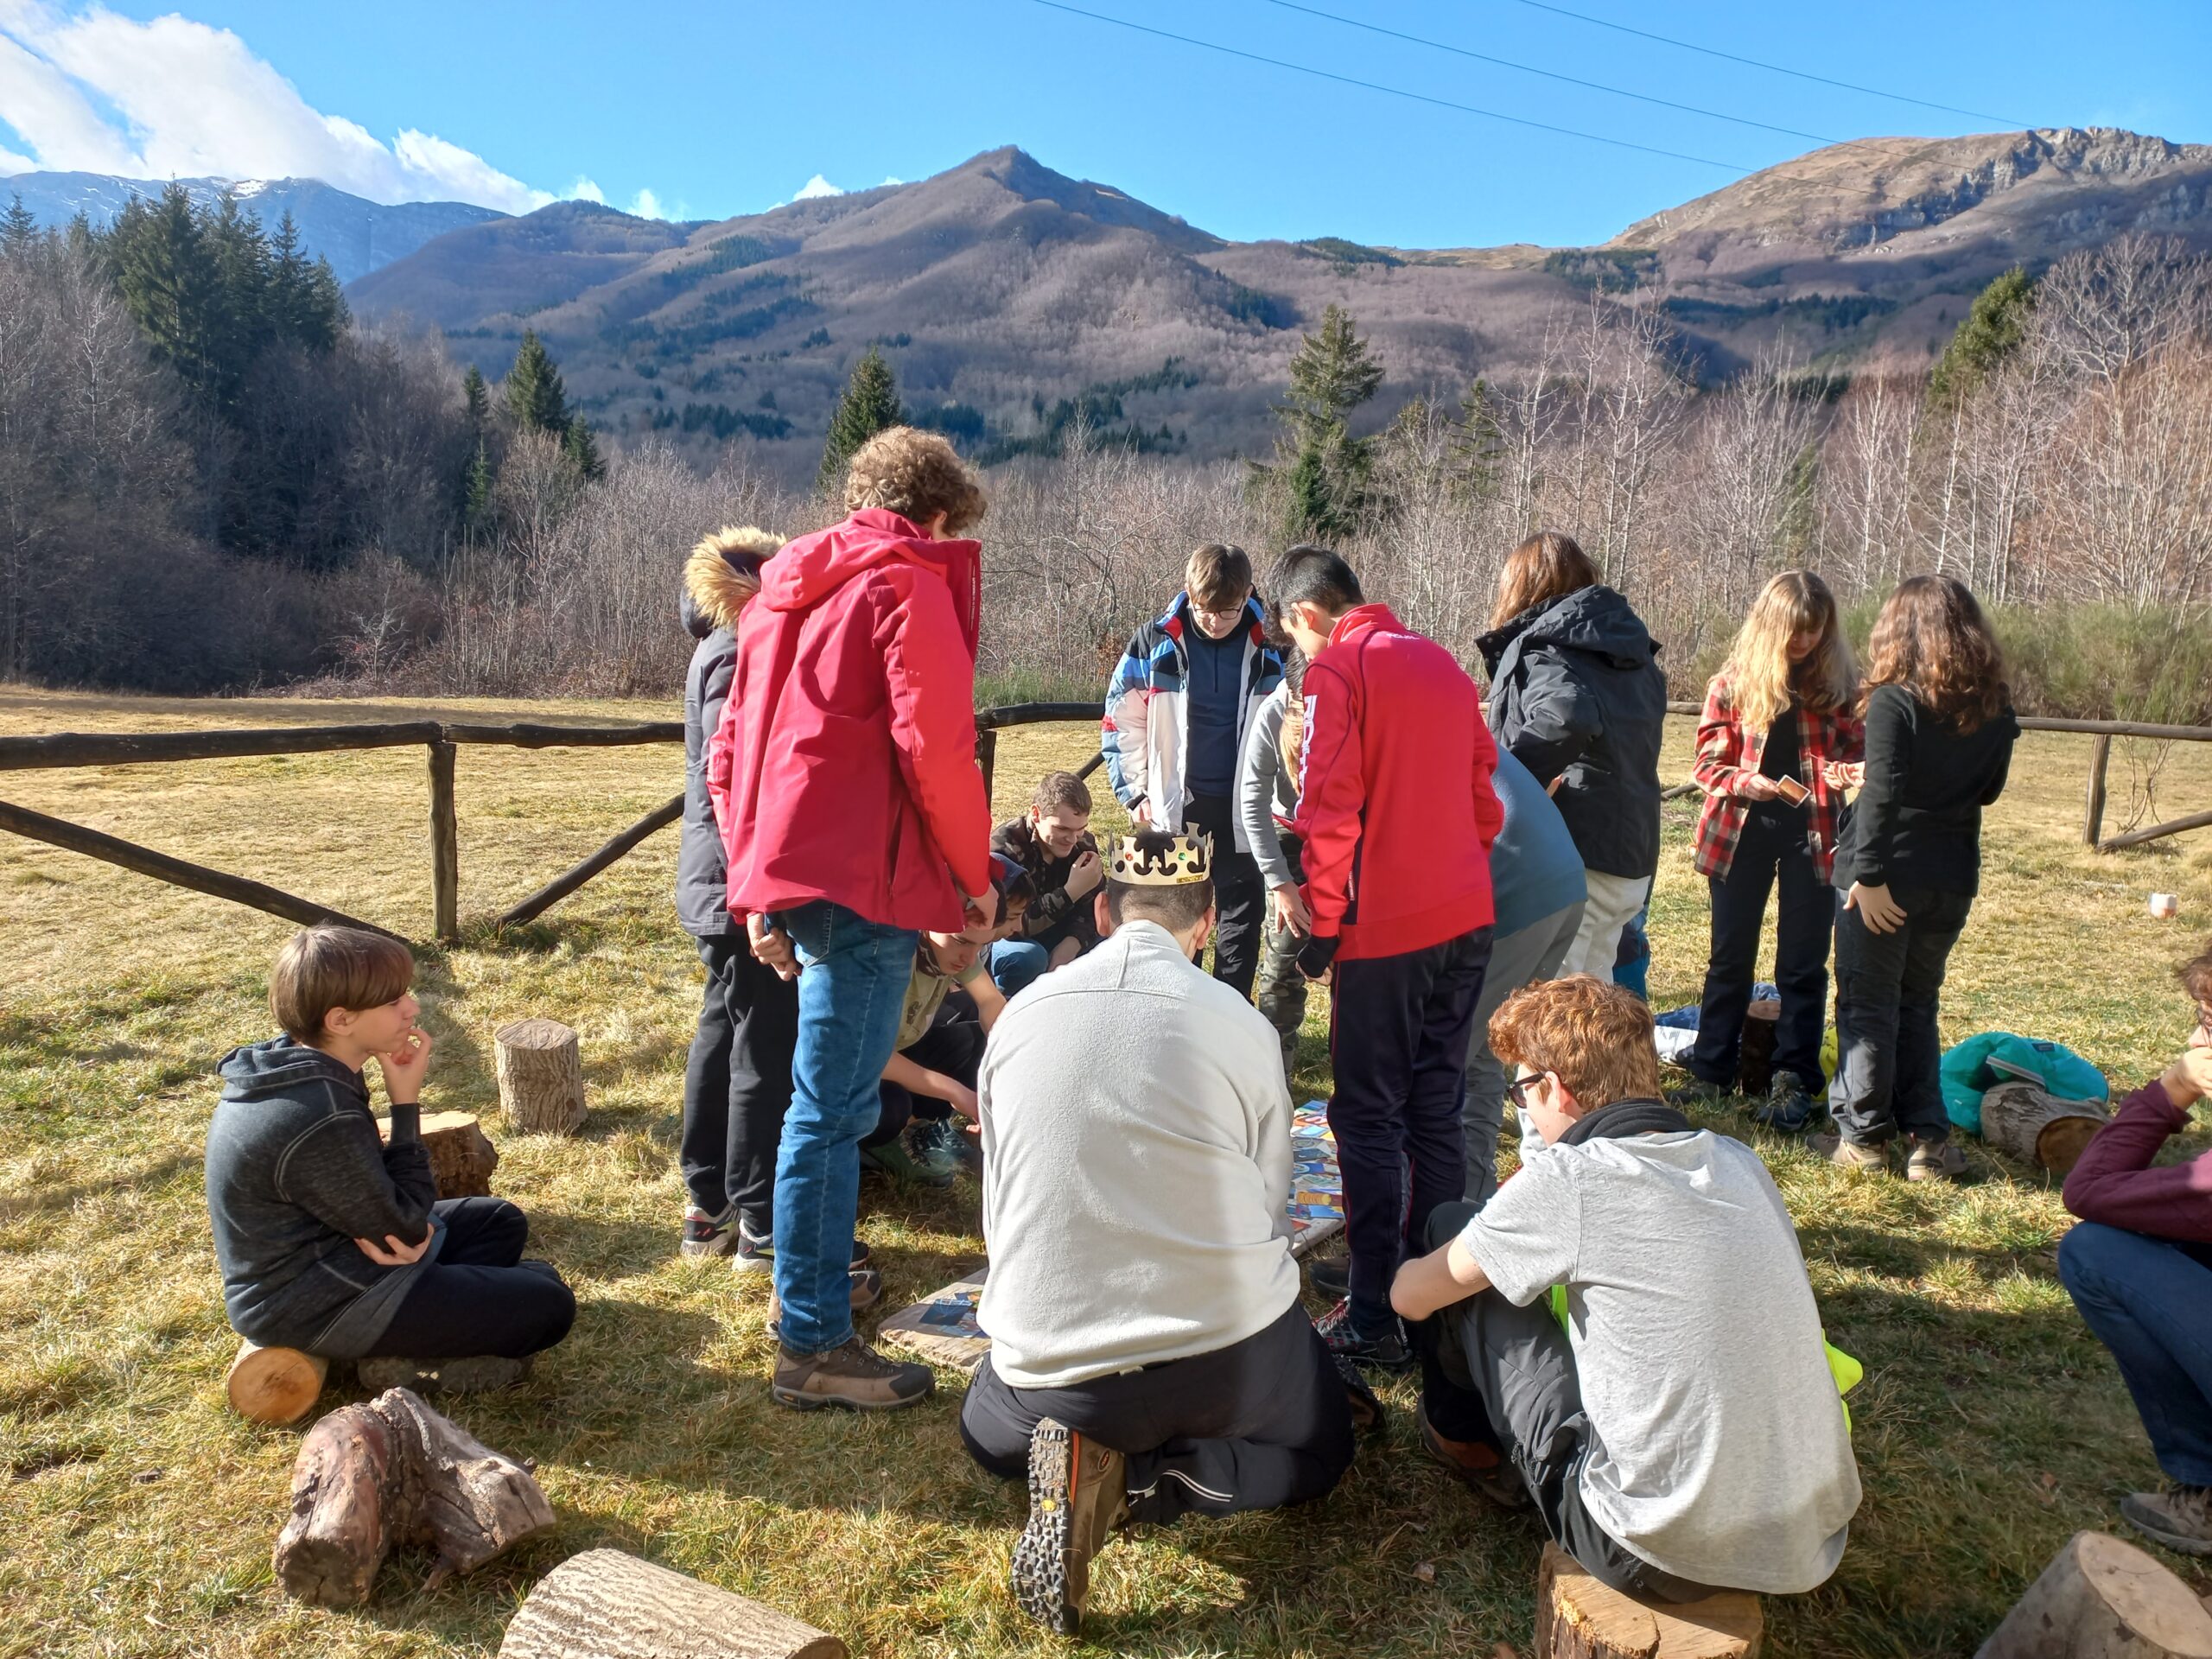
[842,427,988,534]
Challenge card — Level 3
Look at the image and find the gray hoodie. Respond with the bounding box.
[204,1038,442,1357]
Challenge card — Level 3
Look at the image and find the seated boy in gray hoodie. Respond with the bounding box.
[204,926,574,1385]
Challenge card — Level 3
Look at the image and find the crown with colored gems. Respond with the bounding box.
[1107,830,1212,887]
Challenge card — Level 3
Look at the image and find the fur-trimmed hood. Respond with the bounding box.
[681,525,782,639]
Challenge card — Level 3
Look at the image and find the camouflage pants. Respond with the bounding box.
[1252,839,1308,1086]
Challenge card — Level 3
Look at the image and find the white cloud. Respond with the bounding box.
[567,175,606,204]
[628,186,664,219]
[0,2,556,211]
[0,141,35,174]
[880,175,903,188]
[792,173,842,200]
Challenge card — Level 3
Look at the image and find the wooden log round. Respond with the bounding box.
[226,1340,328,1426]
[273,1387,553,1609]
[1736,998,1781,1096]
[494,1019,587,1135]
[1537,1542,1764,1659]
[1977,1530,2212,1659]
[380,1110,499,1198]
[498,1548,848,1659]
[1980,1081,2110,1175]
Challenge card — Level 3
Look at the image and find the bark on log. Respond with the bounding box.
[1536,1542,1763,1659]
[1736,998,1780,1096]
[1980,1080,2110,1175]
[379,1110,499,1198]
[226,1340,328,1425]
[274,1387,552,1609]
[499,1548,848,1659]
[494,1019,587,1134]
[1977,1531,2212,1659]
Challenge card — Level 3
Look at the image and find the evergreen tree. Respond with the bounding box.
[504,329,571,435]
[462,439,495,537]
[1268,303,1384,541]
[563,413,605,481]
[817,346,904,490]
[207,192,271,365]
[1454,378,1506,501]
[0,194,39,255]
[107,185,234,408]
[264,211,343,353]
[462,364,491,431]
[1930,265,2036,407]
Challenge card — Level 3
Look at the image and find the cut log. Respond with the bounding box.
[380,1110,499,1198]
[499,1547,848,1659]
[226,1340,328,1425]
[1536,1542,1764,1659]
[1980,1081,2110,1176]
[1736,998,1781,1097]
[273,1387,553,1609]
[494,1018,587,1135]
[1978,1531,2212,1659]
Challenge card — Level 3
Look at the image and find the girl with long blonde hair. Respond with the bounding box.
[1681,572,1862,1129]
[1814,575,2018,1179]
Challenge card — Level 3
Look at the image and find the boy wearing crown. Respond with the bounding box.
[960,830,1357,1637]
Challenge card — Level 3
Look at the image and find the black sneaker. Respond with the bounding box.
[681,1205,738,1257]
[1752,1071,1820,1135]
[1665,1075,1732,1111]
[1313,1298,1411,1370]
[1306,1254,1351,1301]
[734,1225,872,1276]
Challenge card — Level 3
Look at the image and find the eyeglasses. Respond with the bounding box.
[1506,1071,1545,1110]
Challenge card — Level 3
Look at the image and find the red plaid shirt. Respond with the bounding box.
[1691,673,1864,884]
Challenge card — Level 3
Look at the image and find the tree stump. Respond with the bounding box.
[1978,1531,2212,1659]
[274,1387,554,1609]
[226,1340,328,1425]
[1536,1542,1764,1659]
[494,1018,587,1135]
[1736,999,1780,1096]
[380,1109,500,1198]
[499,1548,848,1659]
[1980,1081,2110,1176]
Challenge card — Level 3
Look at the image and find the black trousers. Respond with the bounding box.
[1414,1202,1719,1605]
[361,1198,576,1360]
[866,1012,983,1148]
[1688,810,1833,1090]
[958,1300,1355,1524]
[1328,925,1491,1333]
[1185,791,1263,1000]
[1830,883,1975,1145]
[680,932,800,1228]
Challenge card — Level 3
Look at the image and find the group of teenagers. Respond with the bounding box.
[199,424,2212,1637]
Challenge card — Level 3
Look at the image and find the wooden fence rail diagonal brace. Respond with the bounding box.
[496,792,684,930]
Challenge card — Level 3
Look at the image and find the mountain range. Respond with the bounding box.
[0,171,505,283]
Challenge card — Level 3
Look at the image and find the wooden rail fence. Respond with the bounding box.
[1,699,2202,943]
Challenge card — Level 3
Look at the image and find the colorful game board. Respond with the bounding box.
[875,1104,1343,1372]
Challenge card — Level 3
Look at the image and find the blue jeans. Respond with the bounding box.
[987,938,1049,997]
[2059,1221,2212,1487]
[771,899,918,1355]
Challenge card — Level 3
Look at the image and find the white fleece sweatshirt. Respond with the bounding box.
[976,919,1300,1389]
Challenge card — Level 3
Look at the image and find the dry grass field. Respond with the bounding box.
[3,684,2211,1658]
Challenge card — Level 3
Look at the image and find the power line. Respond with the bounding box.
[1028,0,1753,172]
[1258,0,1839,146]
[1503,0,2032,129]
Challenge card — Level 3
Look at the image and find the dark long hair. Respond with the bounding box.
[1863,575,2008,733]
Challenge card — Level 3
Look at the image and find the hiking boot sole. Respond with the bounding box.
[1011,1421,1085,1634]
[770,1379,933,1413]
[2121,1493,2212,1557]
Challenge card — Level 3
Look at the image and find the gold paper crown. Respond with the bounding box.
[1108,830,1213,887]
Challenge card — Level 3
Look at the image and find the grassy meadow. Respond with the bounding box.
[3,684,2211,1659]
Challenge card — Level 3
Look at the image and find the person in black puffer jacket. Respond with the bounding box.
[1478,531,1667,981]
[677,524,798,1268]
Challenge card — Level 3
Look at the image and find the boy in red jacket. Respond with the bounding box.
[1274,545,1503,1367]
[2057,938,2212,1556]
[708,428,995,1413]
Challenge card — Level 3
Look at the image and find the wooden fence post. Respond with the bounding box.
[2082,734,2112,849]
[428,740,459,942]
[976,728,998,805]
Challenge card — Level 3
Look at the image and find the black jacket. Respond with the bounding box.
[204,1038,437,1356]
[1833,683,2018,895]
[991,816,1102,954]
[1478,584,1668,881]
[677,530,780,938]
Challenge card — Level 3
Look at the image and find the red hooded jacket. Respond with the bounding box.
[707,508,994,933]
[1294,603,1503,962]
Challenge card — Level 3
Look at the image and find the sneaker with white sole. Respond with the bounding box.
[1010,1418,1128,1635]
[1809,1131,1891,1173]
[860,1122,958,1187]
[771,1335,933,1412]
[1905,1135,1969,1182]
[681,1205,738,1257]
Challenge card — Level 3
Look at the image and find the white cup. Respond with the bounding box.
[2150,892,2180,920]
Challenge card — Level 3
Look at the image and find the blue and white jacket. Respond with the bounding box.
[1101,593,1283,851]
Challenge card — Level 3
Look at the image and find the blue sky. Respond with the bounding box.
[2,0,2206,248]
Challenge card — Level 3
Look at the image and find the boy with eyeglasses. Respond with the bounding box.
[1102,543,1283,998]
[2058,938,2212,1557]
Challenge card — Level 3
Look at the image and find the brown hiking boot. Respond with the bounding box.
[1809,1131,1891,1173]
[771,1335,933,1412]
[1416,1400,1530,1510]
[1010,1419,1128,1635]
[2122,1485,2212,1556]
[1906,1135,1970,1182]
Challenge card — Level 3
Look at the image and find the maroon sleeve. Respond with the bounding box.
[2063,1080,2212,1242]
